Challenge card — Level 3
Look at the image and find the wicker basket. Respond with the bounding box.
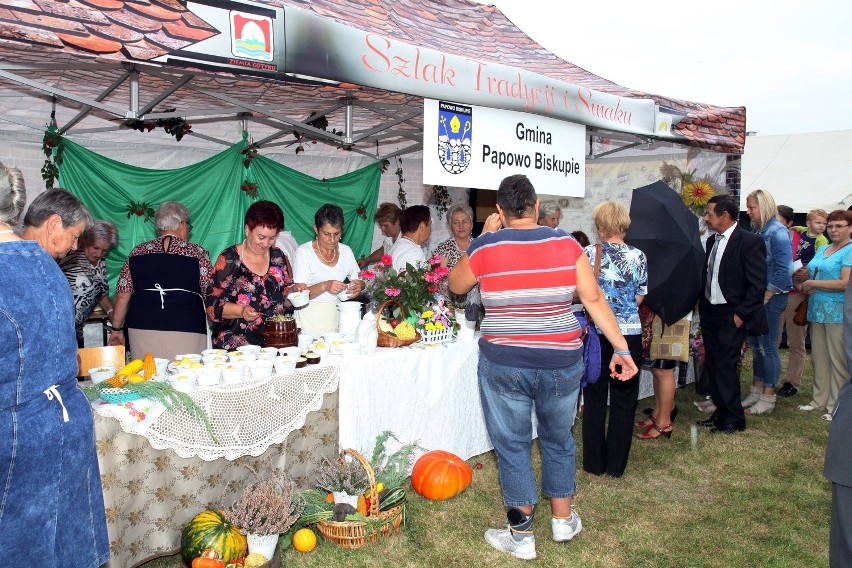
[376,300,421,348]
[316,449,405,549]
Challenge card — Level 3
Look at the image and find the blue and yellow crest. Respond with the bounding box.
[437,101,472,174]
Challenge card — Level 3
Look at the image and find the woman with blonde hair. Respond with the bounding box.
[742,189,793,415]
[583,200,647,477]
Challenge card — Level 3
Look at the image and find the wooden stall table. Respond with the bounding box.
[92,364,339,568]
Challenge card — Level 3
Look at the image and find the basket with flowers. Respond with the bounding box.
[360,254,455,345]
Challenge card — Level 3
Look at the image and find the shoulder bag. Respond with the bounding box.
[580,243,602,388]
[793,267,817,326]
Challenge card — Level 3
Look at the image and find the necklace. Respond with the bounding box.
[314,240,338,263]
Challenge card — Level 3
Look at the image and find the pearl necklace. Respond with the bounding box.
[314,240,338,264]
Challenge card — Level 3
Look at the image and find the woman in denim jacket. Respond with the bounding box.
[742,189,793,414]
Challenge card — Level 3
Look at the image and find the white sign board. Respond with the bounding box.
[422,99,586,196]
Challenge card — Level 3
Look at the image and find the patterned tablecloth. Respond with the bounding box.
[94,364,339,568]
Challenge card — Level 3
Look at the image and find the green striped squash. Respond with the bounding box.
[180,509,247,565]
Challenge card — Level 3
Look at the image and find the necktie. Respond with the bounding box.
[705,235,723,300]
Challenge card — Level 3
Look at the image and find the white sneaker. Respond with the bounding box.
[484,527,536,560]
[551,510,583,542]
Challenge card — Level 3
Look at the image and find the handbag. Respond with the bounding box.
[792,296,809,326]
[793,266,819,326]
[579,243,603,388]
[649,313,691,362]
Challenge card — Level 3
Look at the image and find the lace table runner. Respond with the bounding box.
[94,363,339,461]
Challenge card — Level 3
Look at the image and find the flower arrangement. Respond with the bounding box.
[223,466,304,536]
[315,453,370,496]
[360,253,450,327]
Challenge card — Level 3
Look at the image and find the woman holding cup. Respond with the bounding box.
[293,204,364,336]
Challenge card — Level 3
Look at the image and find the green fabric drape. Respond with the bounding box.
[58,139,381,292]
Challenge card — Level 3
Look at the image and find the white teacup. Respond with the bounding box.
[272,356,297,374]
[196,366,221,386]
[201,348,228,356]
[323,332,344,344]
[168,371,197,392]
[202,354,228,366]
[153,358,170,376]
[297,334,314,349]
[175,353,202,363]
[221,362,246,383]
[337,288,352,301]
[228,353,256,363]
[278,346,301,358]
[256,347,279,360]
[236,344,261,355]
[309,342,330,358]
[248,359,274,379]
[287,289,310,308]
[88,366,117,384]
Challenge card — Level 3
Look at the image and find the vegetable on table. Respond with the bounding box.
[191,548,225,568]
[142,351,156,379]
[411,450,473,500]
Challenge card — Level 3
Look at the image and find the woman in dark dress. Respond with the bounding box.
[206,201,306,349]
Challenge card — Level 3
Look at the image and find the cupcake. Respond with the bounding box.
[304,350,321,365]
[295,357,308,368]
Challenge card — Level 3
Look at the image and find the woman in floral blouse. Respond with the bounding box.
[206,201,306,349]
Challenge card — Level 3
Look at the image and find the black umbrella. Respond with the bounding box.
[625,181,704,326]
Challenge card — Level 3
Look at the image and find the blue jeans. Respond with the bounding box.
[750,293,788,388]
[478,355,583,508]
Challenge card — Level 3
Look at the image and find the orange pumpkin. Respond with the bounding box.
[411,450,473,500]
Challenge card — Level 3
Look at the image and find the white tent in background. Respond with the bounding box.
[741,129,852,213]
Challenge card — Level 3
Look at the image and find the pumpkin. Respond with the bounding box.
[411,450,473,500]
[181,510,247,566]
[192,548,225,568]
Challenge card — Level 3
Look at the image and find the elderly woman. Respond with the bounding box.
[206,201,306,349]
[538,201,562,228]
[1,173,109,566]
[449,175,636,559]
[433,203,474,307]
[358,202,402,268]
[59,220,119,346]
[293,204,364,336]
[109,201,213,360]
[386,204,432,271]
[798,209,852,421]
[583,200,647,477]
[21,188,92,260]
[741,189,792,415]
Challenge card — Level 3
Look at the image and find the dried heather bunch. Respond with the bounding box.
[315,453,369,495]
[224,467,304,535]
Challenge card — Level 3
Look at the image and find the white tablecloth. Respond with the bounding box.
[338,337,491,460]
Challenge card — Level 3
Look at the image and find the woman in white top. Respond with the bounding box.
[293,203,364,336]
[386,205,432,272]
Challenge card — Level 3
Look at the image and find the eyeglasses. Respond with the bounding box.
[826,224,848,230]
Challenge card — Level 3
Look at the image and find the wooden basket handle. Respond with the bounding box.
[342,448,380,518]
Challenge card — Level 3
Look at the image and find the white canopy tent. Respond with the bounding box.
[741,129,852,213]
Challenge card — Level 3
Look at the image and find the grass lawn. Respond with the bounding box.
[142,350,832,567]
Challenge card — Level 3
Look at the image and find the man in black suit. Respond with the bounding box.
[823,276,852,566]
[697,196,767,433]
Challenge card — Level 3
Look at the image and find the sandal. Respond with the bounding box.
[636,416,655,428]
[636,422,673,440]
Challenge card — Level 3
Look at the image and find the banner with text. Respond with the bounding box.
[423,99,586,196]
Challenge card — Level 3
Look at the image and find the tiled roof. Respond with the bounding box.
[0,0,745,153]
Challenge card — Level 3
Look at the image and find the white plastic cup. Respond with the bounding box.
[297,334,314,349]
[196,366,221,386]
[248,359,274,379]
[272,356,297,374]
[221,362,246,383]
[88,366,118,383]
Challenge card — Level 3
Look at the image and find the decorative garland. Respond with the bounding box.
[126,200,156,223]
[124,111,192,141]
[432,185,450,219]
[293,112,343,154]
[41,126,65,189]
[240,131,259,199]
[395,156,407,209]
